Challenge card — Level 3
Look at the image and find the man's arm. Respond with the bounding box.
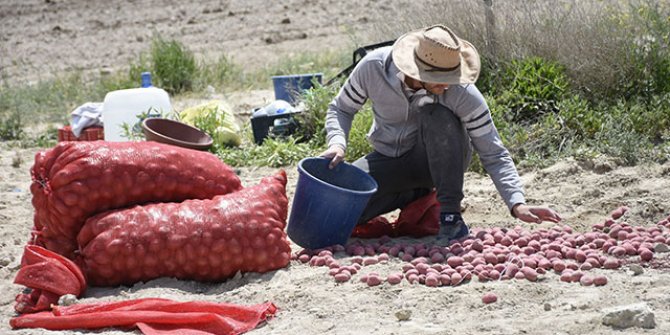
[450,85,561,222]
[322,59,371,166]
[448,85,526,213]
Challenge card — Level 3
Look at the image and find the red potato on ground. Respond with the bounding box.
[387,273,403,285]
[366,274,383,286]
[334,272,351,282]
[482,292,498,304]
[610,206,629,220]
[593,275,608,286]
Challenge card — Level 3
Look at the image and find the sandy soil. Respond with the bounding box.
[0,0,400,84]
[1,1,670,335]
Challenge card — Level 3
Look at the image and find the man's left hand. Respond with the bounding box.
[512,204,562,224]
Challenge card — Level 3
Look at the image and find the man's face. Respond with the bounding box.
[421,82,449,95]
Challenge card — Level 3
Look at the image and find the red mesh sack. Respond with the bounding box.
[30,141,242,259]
[350,191,440,238]
[76,171,291,286]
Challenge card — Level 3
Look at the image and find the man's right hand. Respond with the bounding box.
[319,145,345,169]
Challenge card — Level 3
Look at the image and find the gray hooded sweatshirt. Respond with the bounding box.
[325,46,526,212]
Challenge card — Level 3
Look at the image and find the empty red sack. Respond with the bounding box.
[11,298,277,335]
[14,245,87,314]
[30,141,242,258]
[77,171,291,286]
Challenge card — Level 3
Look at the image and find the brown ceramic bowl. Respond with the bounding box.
[141,118,213,151]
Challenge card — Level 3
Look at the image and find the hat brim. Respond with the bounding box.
[392,29,481,85]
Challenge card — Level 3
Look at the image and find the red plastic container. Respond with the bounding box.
[57,126,104,142]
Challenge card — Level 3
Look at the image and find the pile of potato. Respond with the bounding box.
[296,207,670,288]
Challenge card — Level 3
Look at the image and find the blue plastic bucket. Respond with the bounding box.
[272,73,323,105]
[287,157,378,249]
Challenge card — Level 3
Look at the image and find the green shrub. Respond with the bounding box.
[0,111,24,140]
[198,54,243,91]
[345,107,373,162]
[149,37,198,94]
[25,124,58,148]
[610,1,670,99]
[493,57,569,124]
[218,136,317,168]
[556,95,602,139]
[295,83,340,145]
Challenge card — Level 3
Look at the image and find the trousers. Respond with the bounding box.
[353,102,472,223]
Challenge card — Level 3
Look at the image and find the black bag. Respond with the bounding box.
[325,40,396,86]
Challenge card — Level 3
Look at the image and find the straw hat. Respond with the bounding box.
[392,24,480,85]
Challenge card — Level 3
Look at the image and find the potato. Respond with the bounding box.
[603,258,620,269]
[450,273,463,286]
[407,274,419,284]
[367,275,382,286]
[552,260,566,273]
[610,206,629,220]
[639,248,653,262]
[425,274,440,287]
[447,256,464,268]
[593,275,608,286]
[378,253,390,262]
[352,246,365,256]
[482,292,498,304]
[440,274,452,286]
[411,257,429,266]
[387,274,403,285]
[579,275,594,286]
[416,263,430,275]
[570,271,584,282]
[362,257,379,266]
[483,253,497,265]
[520,267,538,282]
[430,252,445,263]
[334,272,351,282]
[537,258,552,270]
[559,271,573,283]
[401,253,414,262]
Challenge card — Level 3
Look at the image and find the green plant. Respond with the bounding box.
[611,0,670,99]
[493,57,569,124]
[197,54,244,91]
[150,36,198,94]
[121,107,173,140]
[188,104,242,152]
[31,125,58,148]
[218,136,317,168]
[295,83,340,145]
[0,111,24,140]
[344,107,373,162]
[586,116,654,166]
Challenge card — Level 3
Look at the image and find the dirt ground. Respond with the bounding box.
[1,1,670,335]
[0,0,400,84]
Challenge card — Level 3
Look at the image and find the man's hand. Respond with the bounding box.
[512,204,562,224]
[319,145,345,169]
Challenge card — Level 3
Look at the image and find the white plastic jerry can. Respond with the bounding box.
[102,87,172,142]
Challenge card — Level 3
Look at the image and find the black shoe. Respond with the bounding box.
[438,212,470,241]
